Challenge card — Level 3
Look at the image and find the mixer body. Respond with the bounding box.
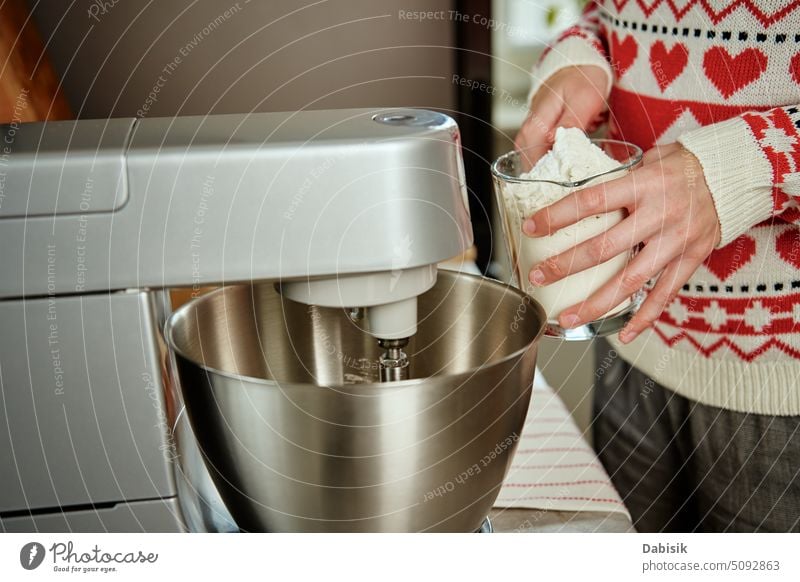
[0,108,542,532]
[0,289,186,531]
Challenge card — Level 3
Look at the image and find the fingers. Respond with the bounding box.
[557,241,678,329]
[516,140,553,172]
[515,114,559,170]
[515,66,609,156]
[514,115,549,154]
[586,112,606,133]
[618,256,701,343]
[514,91,562,153]
[527,210,661,286]
[523,170,641,236]
[556,97,601,132]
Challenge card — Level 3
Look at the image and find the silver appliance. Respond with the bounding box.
[167,270,542,532]
[0,108,541,532]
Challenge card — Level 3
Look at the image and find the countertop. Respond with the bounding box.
[490,508,634,533]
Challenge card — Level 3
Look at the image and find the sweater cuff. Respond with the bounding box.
[678,117,774,248]
[526,35,613,107]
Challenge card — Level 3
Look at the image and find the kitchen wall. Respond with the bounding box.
[29,0,457,118]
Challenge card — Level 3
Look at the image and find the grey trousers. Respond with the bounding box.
[593,339,800,532]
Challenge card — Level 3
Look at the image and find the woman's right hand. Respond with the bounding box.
[514,65,610,153]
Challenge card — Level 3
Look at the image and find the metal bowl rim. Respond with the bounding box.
[164,270,547,390]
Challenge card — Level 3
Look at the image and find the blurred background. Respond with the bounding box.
[3,0,595,435]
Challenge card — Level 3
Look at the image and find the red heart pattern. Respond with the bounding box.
[703,47,767,99]
[611,0,800,27]
[650,41,689,92]
[610,32,638,77]
[777,228,800,270]
[791,53,800,86]
[703,235,756,280]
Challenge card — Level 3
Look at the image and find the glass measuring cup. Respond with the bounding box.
[492,139,644,340]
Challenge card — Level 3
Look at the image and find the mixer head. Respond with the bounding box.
[279,264,436,381]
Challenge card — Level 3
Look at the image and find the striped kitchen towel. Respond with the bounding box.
[494,370,630,518]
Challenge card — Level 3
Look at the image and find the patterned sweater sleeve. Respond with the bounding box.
[678,106,800,247]
[526,1,614,106]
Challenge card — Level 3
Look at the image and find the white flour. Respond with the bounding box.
[502,128,631,321]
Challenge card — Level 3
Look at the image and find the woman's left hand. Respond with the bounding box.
[523,143,721,343]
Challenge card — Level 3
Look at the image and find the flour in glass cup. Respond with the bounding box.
[502,127,632,321]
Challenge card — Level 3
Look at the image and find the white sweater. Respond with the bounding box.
[528,0,800,414]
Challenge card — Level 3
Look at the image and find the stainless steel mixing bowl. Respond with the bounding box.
[166,270,545,532]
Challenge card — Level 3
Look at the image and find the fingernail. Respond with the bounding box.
[560,313,580,328]
[529,269,545,286]
[523,219,536,235]
[620,328,638,344]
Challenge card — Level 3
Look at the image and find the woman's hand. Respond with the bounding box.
[523,143,721,343]
[515,65,609,153]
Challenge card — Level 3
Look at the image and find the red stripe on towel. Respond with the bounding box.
[502,480,612,488]
[515,447,593,454]
[510,462,603,470]
[496,495,625,506]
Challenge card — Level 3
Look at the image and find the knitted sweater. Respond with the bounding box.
[528,0,800,415]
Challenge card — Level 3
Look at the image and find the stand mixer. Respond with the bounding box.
[0,108,543,532]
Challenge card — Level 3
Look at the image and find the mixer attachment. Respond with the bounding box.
[377,337,410,382]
